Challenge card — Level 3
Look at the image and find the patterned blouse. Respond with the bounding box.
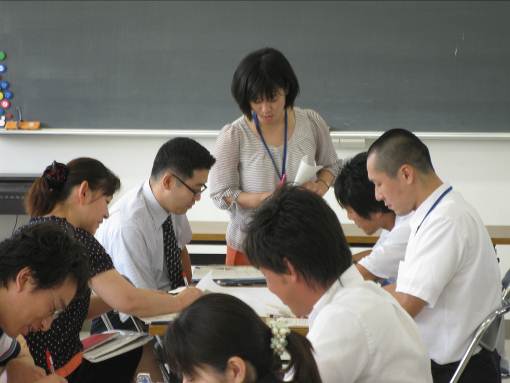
[209,107,342,251]
[23,216,114,372]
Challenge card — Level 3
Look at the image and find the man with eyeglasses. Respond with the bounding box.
[95,137,215,296]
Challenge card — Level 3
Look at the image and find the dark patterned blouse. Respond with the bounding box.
[23,216,114,372]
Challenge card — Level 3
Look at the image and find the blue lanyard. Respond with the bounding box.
[415,185,453,234]
[253,109,288,182]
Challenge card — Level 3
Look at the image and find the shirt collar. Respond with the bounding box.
[309,265,363,326]
[142,179,169,228]
[409,183,451,231]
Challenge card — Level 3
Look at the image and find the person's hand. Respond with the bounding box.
[259,191,272,204]
[34,374,67,383]
[302,180,328,196]
[5,359,46,383]
[176,286,202,310]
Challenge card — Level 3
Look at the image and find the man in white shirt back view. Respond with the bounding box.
[244,186,432,383]
[334,151,412,282]
[367,128,501,383]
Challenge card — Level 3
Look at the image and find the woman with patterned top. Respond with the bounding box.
[22,158,202,383]
[209,47,342,266]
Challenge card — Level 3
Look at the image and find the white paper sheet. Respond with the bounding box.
[294,155,323,185]
[196,272,293,317]
[141,272,294,324]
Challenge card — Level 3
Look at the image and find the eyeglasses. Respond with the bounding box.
[172,173,207,197]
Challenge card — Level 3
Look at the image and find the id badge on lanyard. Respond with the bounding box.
[253,109,288,185]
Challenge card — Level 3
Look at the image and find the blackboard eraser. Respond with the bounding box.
[5,121,18,130]
[19,121,41,130]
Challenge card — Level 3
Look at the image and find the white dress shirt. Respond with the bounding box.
[358,213,412,280]
[307,265,432,383]
[95,180,191,291]
[396,183,501,364]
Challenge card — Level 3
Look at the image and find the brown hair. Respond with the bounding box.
[25,157,120,217]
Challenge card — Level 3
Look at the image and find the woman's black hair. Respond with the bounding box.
[165,293,321,383]
[231,47,300,119]
[25,157,120,216]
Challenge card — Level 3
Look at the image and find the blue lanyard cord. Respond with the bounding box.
[253,109,288,181]
[415,186,453,234]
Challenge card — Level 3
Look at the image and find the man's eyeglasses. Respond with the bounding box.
[172,173,207,197]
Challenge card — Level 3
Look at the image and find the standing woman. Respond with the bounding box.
[209,47,341,265]
[22,158,201,383]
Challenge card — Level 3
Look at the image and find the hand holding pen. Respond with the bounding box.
[41,350,67,382]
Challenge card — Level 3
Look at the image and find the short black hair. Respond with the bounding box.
[334,152,391,219]
[244,186,351,289]
[367,129,434,177]
[0,223,89,294]
[150,137,216,180]
[231,47,300,119]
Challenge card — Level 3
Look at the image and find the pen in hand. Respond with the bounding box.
[182,272,190,287]
[45,349,55,374]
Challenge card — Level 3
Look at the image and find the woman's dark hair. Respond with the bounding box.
[231,47,300,119]
[0,223,89,295]
[165,293,321,383]
[25,157,120,216]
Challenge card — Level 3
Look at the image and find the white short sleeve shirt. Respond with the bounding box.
[358,213,412,280]
[396,183,501,364]
[307,265,432,383]
[95,180,192,291]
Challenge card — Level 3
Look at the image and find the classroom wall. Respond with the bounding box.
[0,133,509,273]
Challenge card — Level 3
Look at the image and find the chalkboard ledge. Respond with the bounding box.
[1,128,510,141]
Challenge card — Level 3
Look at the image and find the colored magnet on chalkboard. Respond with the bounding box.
[0,92,3,101]
[0,81,9,90]
[0,51,6,61]
[0,65,6,73]
[3,91,13,100]
[0,109,4,116]
[0,100,10,109]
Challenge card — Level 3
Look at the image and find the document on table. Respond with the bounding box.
[196,272,292,317]
[192,265,265,285]
[141,271,294,324]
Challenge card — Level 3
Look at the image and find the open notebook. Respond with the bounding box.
[81,330,152,363]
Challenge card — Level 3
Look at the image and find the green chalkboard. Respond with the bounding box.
[1,1,509,132]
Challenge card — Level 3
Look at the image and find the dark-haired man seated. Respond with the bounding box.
[0,223,88,383]
[334,151,412,282]
[367,128,501,383]
[244,186,432,383]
